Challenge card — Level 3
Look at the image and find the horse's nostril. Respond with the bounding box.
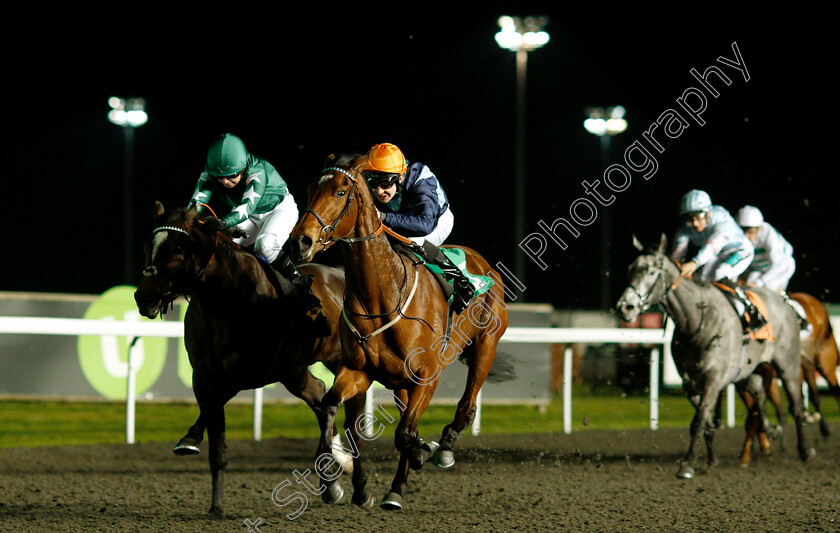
[300,235,313,249]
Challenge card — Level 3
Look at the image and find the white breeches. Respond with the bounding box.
[744,257,796,291]
[697,245,754,283]
[233,194,300,263]
[408,207,455,247]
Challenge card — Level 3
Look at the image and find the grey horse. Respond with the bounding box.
[616,235,814,478]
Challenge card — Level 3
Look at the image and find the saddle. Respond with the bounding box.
[393,240,494,307]
[714,282,775,341]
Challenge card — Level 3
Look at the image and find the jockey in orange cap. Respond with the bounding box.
[364,142,474,313]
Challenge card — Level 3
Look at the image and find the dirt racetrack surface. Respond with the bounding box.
[2,425,839,532]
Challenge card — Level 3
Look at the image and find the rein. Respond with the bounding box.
[628,254,687,310]
[143,204,241,312]
[310,165,428,342]
[304,166,413,246]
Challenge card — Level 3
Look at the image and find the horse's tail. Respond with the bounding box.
[459,350,517,383]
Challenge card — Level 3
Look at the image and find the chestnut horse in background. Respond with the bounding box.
[739,291,840,465]
[288,154,512,510]
[133,202,355,515]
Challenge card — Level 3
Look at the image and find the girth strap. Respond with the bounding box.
[342,268,420,344]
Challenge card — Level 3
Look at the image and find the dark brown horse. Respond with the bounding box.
[288,154,511,510]
[133,201,357,515]
[739,291,840,465]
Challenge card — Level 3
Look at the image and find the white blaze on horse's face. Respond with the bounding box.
[150,231,169,265]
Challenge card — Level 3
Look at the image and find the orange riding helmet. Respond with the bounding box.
[367,143,407,174]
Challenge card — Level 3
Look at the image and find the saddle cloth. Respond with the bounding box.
[714,283,775,341]
[422,247,495,300]
[394,241,494,305]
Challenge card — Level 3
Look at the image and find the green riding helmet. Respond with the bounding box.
[205,133,249,177]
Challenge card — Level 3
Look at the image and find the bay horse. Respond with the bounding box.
[738,291,839,465]
[133,201,357,515]
[616,235,814,478]
[287,154,511,510]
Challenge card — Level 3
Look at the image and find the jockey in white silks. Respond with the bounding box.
[736,205,809,330]
[735,205,796,291]
[671,189,766,332]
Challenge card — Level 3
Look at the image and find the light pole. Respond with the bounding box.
[108,97,147,285]
[583,106,627,310]
[495,15,549,293]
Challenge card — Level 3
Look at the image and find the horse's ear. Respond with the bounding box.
[632,235,644,252]
[658,233,668,254]
[153,201,165,225]
[324,153,336,167]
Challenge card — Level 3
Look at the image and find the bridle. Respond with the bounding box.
[303,166,383,245]
[142,217,227,313]
[141,224,193,314]
[625,253,687,311]
[303,166,413,247]
[303,165,427,342]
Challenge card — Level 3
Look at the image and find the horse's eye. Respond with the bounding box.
[336,190,346,198]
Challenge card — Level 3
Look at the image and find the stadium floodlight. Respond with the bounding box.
[495,15,550,52]
[108,96,148,127]
[584,106,627,136]
[107,96,147,284]
[495,15,550,289]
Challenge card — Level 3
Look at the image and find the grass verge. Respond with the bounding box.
[2,385,835,449]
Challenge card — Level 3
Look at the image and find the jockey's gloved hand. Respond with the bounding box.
[202,217,227,233]
[229,227,249,239]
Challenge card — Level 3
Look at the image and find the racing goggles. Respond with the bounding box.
[214,171,242,182]
[682,211,707,225]
[363,171,401,189]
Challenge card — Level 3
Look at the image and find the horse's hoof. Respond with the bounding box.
[433,449,455,468]
[208,505,224,516]
[410,440,439,470]
[676,465,695,479]
[173,440,200,456]
[380,491,403,511]
[421,440,440,457]
[799,447,817,462]
[321,482,344,504]
[768,424,783,440]
[352,493,376,508]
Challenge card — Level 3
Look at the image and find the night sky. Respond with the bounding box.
[4,9,835,310]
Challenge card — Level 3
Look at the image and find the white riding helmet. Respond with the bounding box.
[736,205,764,228]
[678,189,712,215]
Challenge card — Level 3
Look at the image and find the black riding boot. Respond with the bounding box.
[719,279,767,333]
[272,253,330,337]
[416,242,475,314]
